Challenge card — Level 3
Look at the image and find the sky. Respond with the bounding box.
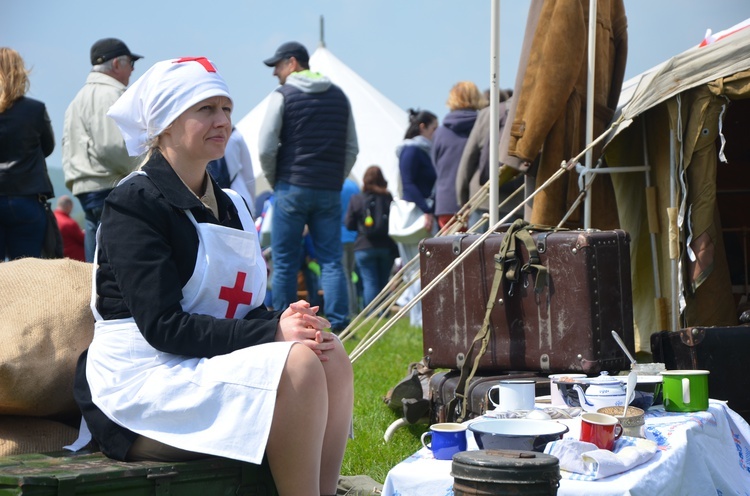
[3,0,749,182]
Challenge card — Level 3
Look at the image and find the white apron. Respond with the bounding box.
[84,172,293,464]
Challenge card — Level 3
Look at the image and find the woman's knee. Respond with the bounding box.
[282,344,327,392]
[274,345,328,429]
[323,340,354,387]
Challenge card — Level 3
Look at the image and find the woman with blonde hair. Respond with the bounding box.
[432,81,485,229]
[72,57,353,496]
[0,47,55,260]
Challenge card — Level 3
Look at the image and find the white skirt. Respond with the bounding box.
[86,318,293,464]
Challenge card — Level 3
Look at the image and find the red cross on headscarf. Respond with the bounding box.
[219,272,253,318]
[173,57,216,72]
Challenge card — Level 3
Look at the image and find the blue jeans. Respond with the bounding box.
[271,181,349,329]
[77,190,111,262]
[397,241,423,327]
[469,209,488,233]
[343,242,359,317]
[0,195,46,261]
[355,247,396,309]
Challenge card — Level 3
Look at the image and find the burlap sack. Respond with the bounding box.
[0,416,79,456]
[0,258,94,417]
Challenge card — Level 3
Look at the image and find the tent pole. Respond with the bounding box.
[319,15,326,47]
[643,125,668,332]
[489,0,500,227]
[583,0,597,229]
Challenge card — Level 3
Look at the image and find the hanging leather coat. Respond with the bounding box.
[506,0,628,229]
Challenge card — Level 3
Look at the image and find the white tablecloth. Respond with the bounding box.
[383,400,750,496]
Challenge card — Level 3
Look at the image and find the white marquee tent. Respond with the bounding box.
[235,46,408,194]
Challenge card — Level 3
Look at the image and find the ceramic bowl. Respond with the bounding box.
[468,419,569,452]
[597,406,646,438]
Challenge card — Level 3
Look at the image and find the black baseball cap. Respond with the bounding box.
[263,41,309,67]
[90,38,143,65]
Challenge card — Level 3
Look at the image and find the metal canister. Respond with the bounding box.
[451,449,561,496]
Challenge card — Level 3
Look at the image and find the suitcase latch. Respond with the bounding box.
[537,232,552,253]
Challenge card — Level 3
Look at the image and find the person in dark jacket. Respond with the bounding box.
[432,81,486,229]
[0,47,55,261]
[72,57,353,496]
[345,165,398,310]
[395,109,438,327]
[258,41,359,332]
[456,89,524,232]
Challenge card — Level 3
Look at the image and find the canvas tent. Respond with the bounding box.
[601,19,750,352]
[235,46,408,194]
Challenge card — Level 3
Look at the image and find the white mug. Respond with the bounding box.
[489,379,536,411]
[548,374,588,407]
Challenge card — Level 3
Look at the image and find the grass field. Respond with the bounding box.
[340,317,435,483]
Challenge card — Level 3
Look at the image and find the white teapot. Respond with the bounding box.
[571,374,628,413]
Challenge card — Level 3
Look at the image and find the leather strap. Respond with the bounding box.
[447,220,561,422]
[448,220,525,421]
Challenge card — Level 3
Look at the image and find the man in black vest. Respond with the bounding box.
[258,41,358,332]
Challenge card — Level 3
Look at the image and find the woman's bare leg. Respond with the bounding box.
[266,343,328,496]
[319,339,354,495]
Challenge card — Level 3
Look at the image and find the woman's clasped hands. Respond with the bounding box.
[277,300,336,361]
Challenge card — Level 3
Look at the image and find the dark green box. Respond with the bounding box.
[0,451,276,495]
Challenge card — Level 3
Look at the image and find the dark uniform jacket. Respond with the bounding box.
[74,150,281,460]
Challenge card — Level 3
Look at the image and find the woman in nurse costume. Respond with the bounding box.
[72,56,354,496]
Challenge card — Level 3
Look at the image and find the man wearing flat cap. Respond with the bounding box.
[258,41,358,333]
[62,38,143,262]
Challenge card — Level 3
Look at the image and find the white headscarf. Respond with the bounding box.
[107,57,232,157]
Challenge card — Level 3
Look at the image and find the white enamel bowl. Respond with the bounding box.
[468,419,569,452]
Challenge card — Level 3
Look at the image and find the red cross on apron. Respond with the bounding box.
[177,188,266,320]
[219,271,253,318]
[173,56,217,72]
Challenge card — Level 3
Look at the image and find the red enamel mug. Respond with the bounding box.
[580,412,623,450]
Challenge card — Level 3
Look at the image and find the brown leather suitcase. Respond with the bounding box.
[651,326,750,423]
[419,226,634,374]
[429,370,550,424]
